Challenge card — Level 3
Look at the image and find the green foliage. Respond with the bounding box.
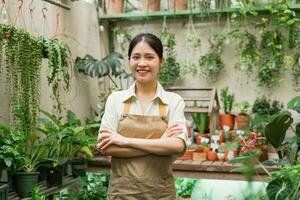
[159,27,180,87]
[266,165,300,200]
[199,33,226,83]
[252,96,284,116]
[175,177,197,198]
[233,30,260,76]
[220,87,235,114]
[59,173,110,200]
[43,38,72,118]
[191,113,209,133]
[0,123,25,171]
[235,101,250,115]
[38,110,99,167]
[75,52,128,88]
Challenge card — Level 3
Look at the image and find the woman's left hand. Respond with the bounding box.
[98,129,129,150]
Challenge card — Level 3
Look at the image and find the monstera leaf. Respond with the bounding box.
[75,52,124,78]
[288,96,300,113]
[265,113,293,149]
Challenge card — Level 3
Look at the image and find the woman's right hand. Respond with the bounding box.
[161,123,183,138]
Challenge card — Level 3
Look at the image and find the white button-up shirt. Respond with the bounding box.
[100,81,187,144]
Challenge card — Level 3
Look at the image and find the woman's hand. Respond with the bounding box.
[98,129,129,150]
[161,123,183,138]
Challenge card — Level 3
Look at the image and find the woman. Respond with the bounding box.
[98,33,187,199]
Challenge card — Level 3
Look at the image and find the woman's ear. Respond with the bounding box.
[160,58,164,68]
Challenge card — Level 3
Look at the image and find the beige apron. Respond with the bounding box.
[107,99,176,200]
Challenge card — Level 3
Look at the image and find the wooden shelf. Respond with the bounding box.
[8,175,79,200]
[98,4,300,21]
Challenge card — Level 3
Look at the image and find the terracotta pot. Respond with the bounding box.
[236,114,249,129]
[225,150,238,161]
[217,152,225,161]
[192,152,207,161]
[106,0,124,14]
[258,145,268,161]
[178,149,195,160]
[141,0,160,12]
[207,151,217,161]
[195,133,201,144]
[203,146,211,153]
[219,114,235,130]
[168,0,188,11]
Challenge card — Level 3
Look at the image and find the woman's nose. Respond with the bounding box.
[138,59,147,67]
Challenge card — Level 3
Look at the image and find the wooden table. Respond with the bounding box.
[88,157,279,182]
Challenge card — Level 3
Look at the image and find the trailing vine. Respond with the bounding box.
[198,32,226,83]
[43,39,71,118]
[0,24,72,133]
[159,26,180,87]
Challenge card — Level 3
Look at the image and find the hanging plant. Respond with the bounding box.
[257,29,284,88]
[159,25,180,87]
[233,30,260,76]
[292,51,300,91]
[43,38,72,118]
[198,33,226,83]
[2,24,43,135]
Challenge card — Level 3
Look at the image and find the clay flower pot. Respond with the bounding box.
[217,152,225,161]
[219,114,236,130]
[236,114,249,129]
[168,0,188,11]
[106,0,124,14]
[141,0,160,12]
[207,151,217,161]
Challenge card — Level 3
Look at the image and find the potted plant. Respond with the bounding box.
[106,0,124,14]
[38,110,98,182]
[217,143,226,161]
[219,87,235,130]
[191,113,210,144]
[225,142,239,161]
[264,96,300,164]
[235,101,250,129]
[168,0,188,11]
[175,177,197,200]
[141,0,160,12]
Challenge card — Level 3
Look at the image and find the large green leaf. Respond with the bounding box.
[266,178,293,200]
[265,113,293,148]
[75,52,123,78]
[287,96,300,113]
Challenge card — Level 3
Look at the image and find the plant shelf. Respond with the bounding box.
[98,4,300,21]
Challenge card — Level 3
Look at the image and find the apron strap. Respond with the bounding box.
[122,97,167,117]
[123,98,132,115]
[159,99,167,117]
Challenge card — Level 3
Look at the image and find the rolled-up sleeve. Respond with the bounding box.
[98,93,118,139]
[168,95,187,154]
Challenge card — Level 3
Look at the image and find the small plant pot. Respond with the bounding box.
[225,150,238,161]
[141,0,160,12]
[219,114,235,130]
[0,183,8,200]
[47,166,63,187]
[207,151,217,161]
[7,171,17,192]
[177,149,195,160]
[217,152,225,161]
[192,152,207,161]
[71,159,87,177]
[168,0,188,11]
[236,114,249,129]
[203,147,211,153]
[16,172,39,198]
[258,145,268,162]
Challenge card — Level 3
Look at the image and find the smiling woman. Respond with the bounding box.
[97,33,187,199]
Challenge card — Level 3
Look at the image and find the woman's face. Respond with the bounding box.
[129,41,163,84]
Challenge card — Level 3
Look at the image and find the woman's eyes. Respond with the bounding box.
[131,56,154,60]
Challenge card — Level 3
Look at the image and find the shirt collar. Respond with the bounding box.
[122,81,168,104]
